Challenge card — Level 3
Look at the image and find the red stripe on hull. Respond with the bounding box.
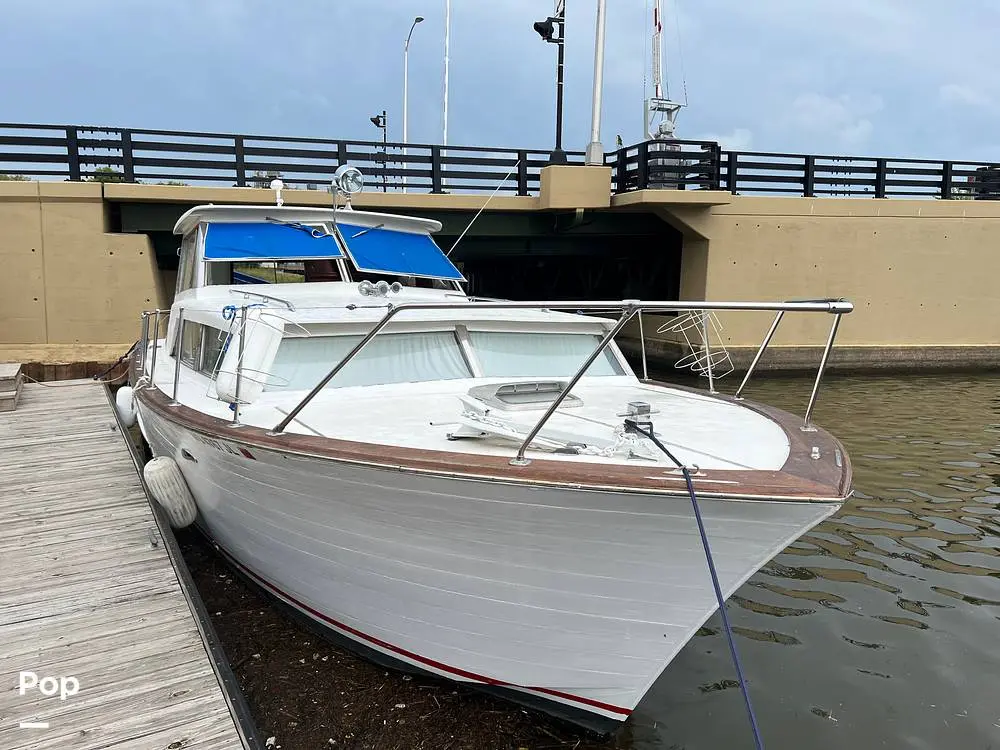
[214,543,632,718]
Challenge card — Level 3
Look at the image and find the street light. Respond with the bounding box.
[585,0,607,165]
[534,1,567,165]
[370,111,387,192]
[403,15,424,193]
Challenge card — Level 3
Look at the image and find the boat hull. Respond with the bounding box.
[136,400,840,729]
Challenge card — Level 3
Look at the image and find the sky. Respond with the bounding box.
[2,0,999,161]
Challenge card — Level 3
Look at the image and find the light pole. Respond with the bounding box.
[443,0,451,148]
[403,15,423,193]
[370,111,387,192]
[585,0,607,165]
[534,1,567,165]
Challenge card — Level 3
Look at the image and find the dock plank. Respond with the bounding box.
[0,382,246,749]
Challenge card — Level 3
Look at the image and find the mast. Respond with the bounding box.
[644,0,683,141]
[651,0,663,100]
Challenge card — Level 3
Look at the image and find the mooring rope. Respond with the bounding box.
[624,419,765,750]
[89,339,139,382]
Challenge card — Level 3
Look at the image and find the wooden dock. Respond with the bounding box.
[0,381,249,749]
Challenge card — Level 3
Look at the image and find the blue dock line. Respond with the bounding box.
[625,420,765,750]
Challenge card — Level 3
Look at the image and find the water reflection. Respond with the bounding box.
[633,374,1000,750]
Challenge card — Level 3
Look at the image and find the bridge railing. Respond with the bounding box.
[0,123,585,195]
[605,139,722,192]
[2,122,1000,200]
[716,151,1000,199]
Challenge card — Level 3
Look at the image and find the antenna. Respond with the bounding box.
[644,0,684,141]
[446,160,520,259]
[270,178,285,207]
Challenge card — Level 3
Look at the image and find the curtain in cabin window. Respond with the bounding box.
[265,331,471,391]
[469,332,623,378]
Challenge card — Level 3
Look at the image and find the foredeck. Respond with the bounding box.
[0,381,247,749]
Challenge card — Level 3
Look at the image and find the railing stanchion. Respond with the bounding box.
[638,309,649,381]
[802,312,843,431]
[701,310,716,394]
[430,146,444,194]
[510,305,638,466]
[270,305,403,434]
[139,312,150,377]
[232,306,247,425]
[121,129,135,183]
[65,126,80,181]
[803,155,815,197]
[234,136,247,187]
[170,311,185,405]
[942,161,953,200]
[874,158,887,199]
[148,311,162,385]
[734,311,784,401]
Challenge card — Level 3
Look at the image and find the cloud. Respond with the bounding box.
[939,83,993,109]
[5,0,1000,162]
[785,93,883,149]
[697,128,753,150]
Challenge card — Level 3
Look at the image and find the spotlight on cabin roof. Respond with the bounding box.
[333,165,365,196]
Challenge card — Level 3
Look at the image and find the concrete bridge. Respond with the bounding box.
[2,123,999,371]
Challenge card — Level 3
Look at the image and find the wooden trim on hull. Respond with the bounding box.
[206,533,631,731]
[133,380,851,503]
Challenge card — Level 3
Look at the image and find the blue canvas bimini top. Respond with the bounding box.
[337,223,465,281]
[204,222,344,261]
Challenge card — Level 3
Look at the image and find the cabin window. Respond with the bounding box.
[178,321,229,377]
[469,331,625,378]
[232,261,309,284]
[202,326,229,375]
[176,231,199,294]
[179,323,203,368]
[265,331,471,391]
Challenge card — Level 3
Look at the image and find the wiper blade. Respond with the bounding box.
[265,216,331,238]
[350,223,385,239]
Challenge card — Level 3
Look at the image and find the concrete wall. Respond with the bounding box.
[625,194,1000,370]
[3,175,999,370]
[0,181,164,364]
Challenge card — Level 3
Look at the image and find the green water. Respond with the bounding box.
[630,373,1000,749]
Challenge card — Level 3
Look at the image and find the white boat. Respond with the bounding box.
[127,174,853,731]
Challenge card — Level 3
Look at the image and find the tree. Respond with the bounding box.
[87,166,126,183]
[0,173,30,181]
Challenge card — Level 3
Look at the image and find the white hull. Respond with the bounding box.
[137,402,838,725]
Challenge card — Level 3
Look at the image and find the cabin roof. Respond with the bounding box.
[172,205,443,237]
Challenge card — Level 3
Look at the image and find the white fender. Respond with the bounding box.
[114,386,137,428]
[143,456,198,528]
[216,309,284,405]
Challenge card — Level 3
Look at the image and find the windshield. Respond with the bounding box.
[469,331,624,377]
[265,331,471,390]
[264,329,625,391]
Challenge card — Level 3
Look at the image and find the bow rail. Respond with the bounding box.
[262,298,852,463]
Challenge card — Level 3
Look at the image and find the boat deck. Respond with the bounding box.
[0,381,247,749]
[247,378,791,470]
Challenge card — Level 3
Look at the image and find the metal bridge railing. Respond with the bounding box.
[3,122,998,199]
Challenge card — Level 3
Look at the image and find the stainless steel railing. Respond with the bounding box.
[267,298,853,464]
[138,305,251,424]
